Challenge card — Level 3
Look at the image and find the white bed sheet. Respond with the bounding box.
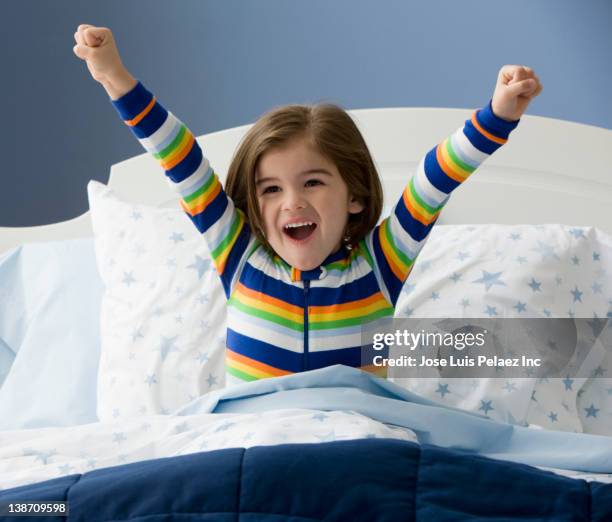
[2,409,612,493]
[0,409,416,491]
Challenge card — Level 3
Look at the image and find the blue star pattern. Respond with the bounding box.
[528,278,542,292]
[169,232,184,243]
[584,404,600,418]
[569,228,586,239]
[393,224,612,435]
[484,305,497,316]
[479,400,494,415]
[159,336,179,361]
[187,255,212,280]
[514,301,527,313]
[592,366,606,377]
[22,448,57,465]
[122,272,136,287]
[503,381,517,393]
[112,432,127,444]
[531,240,561,262]
[131,328,144,343]
[195,351,210,364]
[571,286,583,303]
[206,373,218,388]
[436,384,450,398]
[472,270,506,292]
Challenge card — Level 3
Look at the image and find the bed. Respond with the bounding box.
[0,107,611,521]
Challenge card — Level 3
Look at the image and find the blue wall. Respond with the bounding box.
[2,0,611,226]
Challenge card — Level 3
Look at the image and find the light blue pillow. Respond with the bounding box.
[0,238,103,428]
[0,338,14,388]
[0,247,23,385]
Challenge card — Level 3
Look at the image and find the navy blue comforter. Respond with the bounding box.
[1,438,611,521]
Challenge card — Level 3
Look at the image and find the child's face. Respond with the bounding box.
[255,136,364,271]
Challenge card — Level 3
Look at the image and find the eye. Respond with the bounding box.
[305,179,323,187]
[262,186,280,194]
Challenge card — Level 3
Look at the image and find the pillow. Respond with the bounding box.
[392,224,612,432]
[87,181,226,421]
[0,247,22,387]
[0,238,103,428]
[0,337,15,389]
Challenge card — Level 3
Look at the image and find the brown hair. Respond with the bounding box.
[224,103,384,254]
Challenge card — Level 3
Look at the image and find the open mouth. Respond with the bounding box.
[283,222,317,242]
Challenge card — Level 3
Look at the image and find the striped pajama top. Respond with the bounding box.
[111,82,519,386]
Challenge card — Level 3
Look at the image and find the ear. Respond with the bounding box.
[348,195,365,214]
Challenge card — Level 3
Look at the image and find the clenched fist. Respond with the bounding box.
[491,65,543,122]
[73,24,136,100]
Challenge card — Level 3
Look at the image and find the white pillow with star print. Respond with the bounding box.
[87,180,226,421]
[393,223,612,432]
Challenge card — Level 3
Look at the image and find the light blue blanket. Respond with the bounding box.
[176,365,612,473]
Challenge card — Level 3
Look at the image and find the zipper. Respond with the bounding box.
[303,279,310,371]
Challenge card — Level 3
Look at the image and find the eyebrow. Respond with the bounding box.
[255,169,333,186]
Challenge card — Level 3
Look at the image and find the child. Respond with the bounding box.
[74,24,542,386]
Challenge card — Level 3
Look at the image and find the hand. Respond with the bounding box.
[73,24,136,99]
[491,65,543,121]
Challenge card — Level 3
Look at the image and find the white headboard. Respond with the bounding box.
[1,108,611,255]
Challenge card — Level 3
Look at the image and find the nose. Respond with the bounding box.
[281,187,307,211]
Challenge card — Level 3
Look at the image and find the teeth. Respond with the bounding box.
[284,222,314,229]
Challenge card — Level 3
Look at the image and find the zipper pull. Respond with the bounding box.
[304,280,310,295]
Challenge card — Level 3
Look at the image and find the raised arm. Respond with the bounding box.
[365,65,543,308]
[73,24,253,298]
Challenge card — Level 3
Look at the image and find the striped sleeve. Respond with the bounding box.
[110,81,253,298]
[365,101,520,308]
